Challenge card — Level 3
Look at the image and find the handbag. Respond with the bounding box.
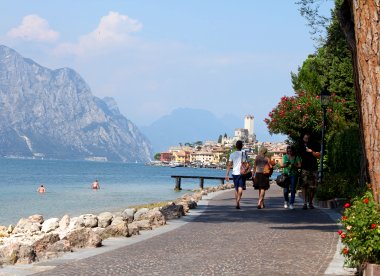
[263,163,273,176]
[240,152,252,180]
[276,174,288,188]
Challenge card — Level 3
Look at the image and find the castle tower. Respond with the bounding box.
[244,115,254,136]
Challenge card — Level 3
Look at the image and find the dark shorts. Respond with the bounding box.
[232,175,246,191]
[299,170,318,189]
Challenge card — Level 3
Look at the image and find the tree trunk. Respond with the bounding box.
[338,0,380,202]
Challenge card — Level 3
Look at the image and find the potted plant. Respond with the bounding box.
[338,191,380,274]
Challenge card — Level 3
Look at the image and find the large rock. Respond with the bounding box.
[160,204,185,220]
[59,215,70,230]
[98,212,113,228]
[133,208,149,221]
[128,220,152,231]
[63,228,102,248]
[13,218,41,235]
[0,226,9,238]
[0,242,35,265]
[127,223,140,236]
[32,233,60,259]
[41,218,59,233]
[28,215,44,224]
[80,214,98,228]
[100,221,129,239]
[176,201,190,213]
[122,208,136,223]
[137,209,166,228]
[67,217,85,231]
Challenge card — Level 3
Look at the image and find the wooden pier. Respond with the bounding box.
[171,175,225,190]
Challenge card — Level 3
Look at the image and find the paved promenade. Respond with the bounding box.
[4,184,354,275]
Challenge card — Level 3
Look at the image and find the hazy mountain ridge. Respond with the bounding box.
[141,108,240,152]
[0,45,152,162]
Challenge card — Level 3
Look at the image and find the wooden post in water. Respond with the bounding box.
[199,177,204,189]
[174,177,182,191]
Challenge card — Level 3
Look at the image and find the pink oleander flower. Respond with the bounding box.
[371,223,376,229]
[338,230,343,235]
[341,233,347,239]
[342,216,347,221]
[343,248,349,255]
[363,198,369,204]
[346,225,352,230]
[344,203,350,208]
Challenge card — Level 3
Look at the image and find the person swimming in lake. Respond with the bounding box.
[92,180,100,190]
[37,185,46,193]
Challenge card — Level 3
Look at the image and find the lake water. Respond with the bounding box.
[0,158,227,226]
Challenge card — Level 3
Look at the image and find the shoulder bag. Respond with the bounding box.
[240,152,252,179]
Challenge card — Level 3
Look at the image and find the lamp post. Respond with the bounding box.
[319,87,330,183]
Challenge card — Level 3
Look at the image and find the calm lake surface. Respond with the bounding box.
[0,158,227,226]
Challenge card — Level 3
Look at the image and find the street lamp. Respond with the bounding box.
[319,86,330,183]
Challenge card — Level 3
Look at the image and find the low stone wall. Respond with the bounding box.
[0,183,234,266]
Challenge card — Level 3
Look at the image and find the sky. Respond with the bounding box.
[0,0,333,142]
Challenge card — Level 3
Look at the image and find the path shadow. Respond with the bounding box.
[188,188,339,233]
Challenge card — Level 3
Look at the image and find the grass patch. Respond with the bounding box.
[128,201,170,210]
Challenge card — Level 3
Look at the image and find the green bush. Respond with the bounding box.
[327,126,361,176]
[339,191,380,268]
[316,173,364,201]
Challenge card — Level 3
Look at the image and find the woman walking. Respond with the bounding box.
[281,146,302,210]
[253,147,272,209]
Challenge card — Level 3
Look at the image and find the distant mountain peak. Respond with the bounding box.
[141,107,240,152]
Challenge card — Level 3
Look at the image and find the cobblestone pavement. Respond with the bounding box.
[32,185,341,276]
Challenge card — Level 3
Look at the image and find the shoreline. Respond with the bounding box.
[0,183,235,271]
[0,189,229,276]
[0,183,354,275]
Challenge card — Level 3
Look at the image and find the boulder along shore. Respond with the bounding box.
[0,183,235,267]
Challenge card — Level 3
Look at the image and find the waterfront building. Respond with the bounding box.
[160,152,173,163]
[172,150,191,164]
[190,151,213,164]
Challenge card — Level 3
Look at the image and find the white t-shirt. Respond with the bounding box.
[229,151,249,175]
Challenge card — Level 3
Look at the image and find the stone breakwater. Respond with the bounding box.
[0,183,234,267]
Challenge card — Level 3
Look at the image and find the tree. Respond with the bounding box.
[154,153,161,160]
[296,0,380,202]
[336,0,380,202]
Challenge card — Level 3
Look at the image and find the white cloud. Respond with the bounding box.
[55,11,143,56]
[7,14,59,42]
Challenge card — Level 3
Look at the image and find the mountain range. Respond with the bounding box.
[0,45,152,162]
[141,108,241,152]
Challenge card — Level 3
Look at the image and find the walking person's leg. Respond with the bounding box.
[258,189,265,209]
[261,189,266,208]
[257,188,262,208]
[308,172,318,208]
[233,175,243,209]
[289,175,297,209]
[300,171,308,209]
[283,180,289,208]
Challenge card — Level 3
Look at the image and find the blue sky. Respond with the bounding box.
[0,0,333,142]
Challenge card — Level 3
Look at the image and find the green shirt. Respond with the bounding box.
[282,155,301,176]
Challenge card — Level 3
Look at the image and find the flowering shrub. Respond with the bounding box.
[339,191,380,268]
[265,91,345,141]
